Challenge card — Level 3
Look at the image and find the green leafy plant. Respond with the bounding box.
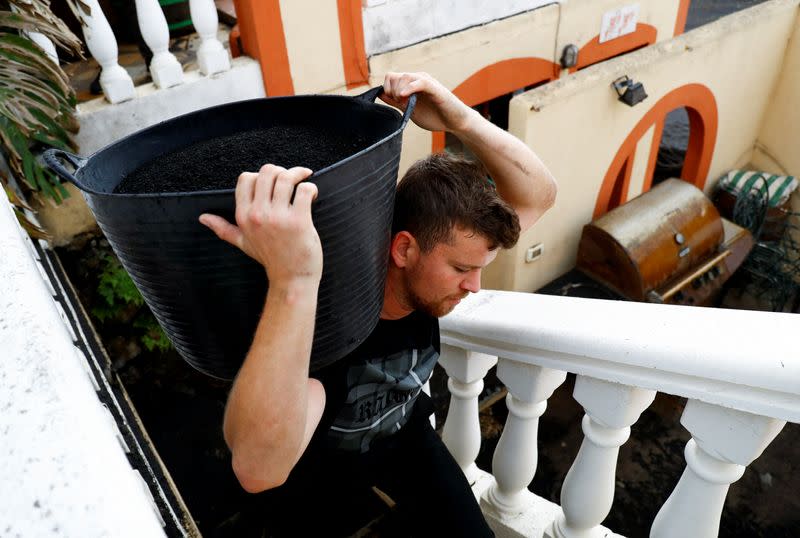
[0,0,89,237]
[92,252,172,353]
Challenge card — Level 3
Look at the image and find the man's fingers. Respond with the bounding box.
[273,167,314,206]
[199,213,243,250]
[253,164,283,210]
[292,182,318,214]
[235,172,257,220]
[400,78,424,97]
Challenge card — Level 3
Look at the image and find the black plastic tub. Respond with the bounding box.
[45,87,415,379]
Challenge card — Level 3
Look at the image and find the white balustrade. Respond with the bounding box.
[135,0,184,88]
[439,345,497,485]
[189,0,231,76]
[547,377,656,538]
[650,400,786,538]
[79,0,135,103]
[438,290,798,538]
[486,360,566,514]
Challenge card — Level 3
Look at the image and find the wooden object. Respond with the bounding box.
[577,179,752,306]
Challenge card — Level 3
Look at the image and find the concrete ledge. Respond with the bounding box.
[0,189,166,537]
[76,56,266,155]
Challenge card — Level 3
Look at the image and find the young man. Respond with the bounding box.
[199,72,557,536]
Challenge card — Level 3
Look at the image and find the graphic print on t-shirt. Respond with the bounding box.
[329,344,438,453]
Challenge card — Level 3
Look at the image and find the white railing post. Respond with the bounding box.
[650,400,785,538]
[485,359,566,514]
[547,377,656,538]
[189,0,231,76]
[80,0,135,103]
[439,344,497,485]
[135,0,184,88]
[27,32,58,63]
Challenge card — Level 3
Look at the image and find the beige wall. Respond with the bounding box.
[752,8,800,176]
[365,0,686,176]
[280,0,346,95]
[554,0,683,55]
[368,5,560,174]
[485,0,799,293]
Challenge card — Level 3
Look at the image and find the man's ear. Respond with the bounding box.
[389,231,418,268]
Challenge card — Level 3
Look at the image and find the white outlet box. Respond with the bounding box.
[526,243,544,263]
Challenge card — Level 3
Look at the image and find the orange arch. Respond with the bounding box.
[593,83,718,218]
[570,23,657,74]
[432,57,558,152]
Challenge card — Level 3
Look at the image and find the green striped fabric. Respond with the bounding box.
[718,169,798,207]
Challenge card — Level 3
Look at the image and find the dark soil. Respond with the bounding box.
[115,125,373,193]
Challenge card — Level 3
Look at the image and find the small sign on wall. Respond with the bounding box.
[600,4,640,44]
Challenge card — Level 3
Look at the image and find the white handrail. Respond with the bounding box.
[440,290,800,423]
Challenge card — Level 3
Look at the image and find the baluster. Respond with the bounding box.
[11,4,58,63]
[27,32,58,64]
[439,344,497,485]
[189,0,231,76]
[547,377,656,538]
[135,0,184,88]
[650,400,785,538]
[80,0,135,103]
[486,359,566,514]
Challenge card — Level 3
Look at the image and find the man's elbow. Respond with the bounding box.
[231,452,291,493]
[541,173,558,211]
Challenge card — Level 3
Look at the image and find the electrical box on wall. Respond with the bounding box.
[526,243,544,263]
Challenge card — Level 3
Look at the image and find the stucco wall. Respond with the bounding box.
[369,6,559,174]
[751,9,800,176]
[486,0,799,293]
[363,0,556,56]
[368,0,686,176]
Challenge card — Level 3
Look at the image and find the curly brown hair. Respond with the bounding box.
[392,152,521,252]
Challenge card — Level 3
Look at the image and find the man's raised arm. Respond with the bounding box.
[381,72,557,232]
[199,165,326,493]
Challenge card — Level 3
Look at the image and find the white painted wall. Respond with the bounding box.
[363,0,559,55]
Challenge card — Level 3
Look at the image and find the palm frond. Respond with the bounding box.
[3,0,89,57]
[0,0,88,218]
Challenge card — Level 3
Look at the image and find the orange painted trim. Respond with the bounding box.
[338,0,369,89]
[570,23,658,74]
[674,0,691,36]
[231,0,294,96]
[229,24,241,58]
[432,132,446,153]
[611,154,635,209]
[431,57,558,152]
[641,119,666,193]
[594,84,718,218]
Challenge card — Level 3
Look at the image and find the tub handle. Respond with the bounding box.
[356,85,417,129]
[43,148,89,190]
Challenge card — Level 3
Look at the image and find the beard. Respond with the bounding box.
[404,273,467,318]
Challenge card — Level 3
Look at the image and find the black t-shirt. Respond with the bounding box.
[309,310,440,454]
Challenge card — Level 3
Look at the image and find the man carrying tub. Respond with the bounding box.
[200,71,557,536]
